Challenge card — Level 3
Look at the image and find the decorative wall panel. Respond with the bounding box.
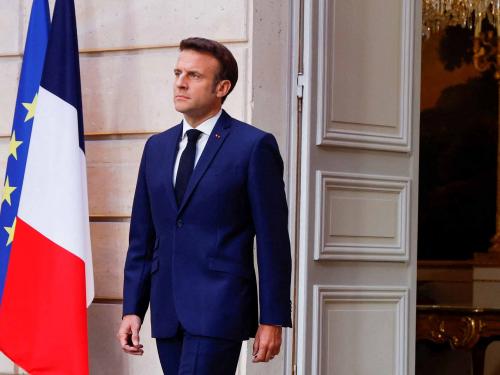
[312,285,408,375]
[80,47,248,135]
[315,171,410,261]
[0,59,21,137]
[0,2,21,55]
[23,0,248,51]
[86,139,146,217]
[316,0,413,151]
[90,222,129,299]
[88,305,162,374]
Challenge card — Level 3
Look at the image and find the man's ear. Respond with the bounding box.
[216,80,232,99]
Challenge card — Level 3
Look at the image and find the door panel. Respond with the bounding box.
[314,171,410,261]
[317,0,413,151]
[312,286,407,375]
[295,1,421,374]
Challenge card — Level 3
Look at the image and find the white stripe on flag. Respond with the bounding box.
[18,86,94,305]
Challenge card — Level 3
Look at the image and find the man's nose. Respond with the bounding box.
[175,74,187,88]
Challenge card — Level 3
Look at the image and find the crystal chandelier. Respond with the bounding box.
[423,0,500,79]
[422,0,500,39]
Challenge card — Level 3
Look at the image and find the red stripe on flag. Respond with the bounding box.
[0,217,88,374]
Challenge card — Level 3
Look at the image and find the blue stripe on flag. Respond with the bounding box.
[0,0,50,304]
[41,0,85,152]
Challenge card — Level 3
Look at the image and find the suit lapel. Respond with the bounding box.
[177,111,232,214]
[164,123,182,212]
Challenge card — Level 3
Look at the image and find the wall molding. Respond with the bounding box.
[314,171,410,261]
[312,285,409,375]
[315,0,414,152]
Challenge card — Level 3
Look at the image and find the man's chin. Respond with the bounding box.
[174,103,189,114]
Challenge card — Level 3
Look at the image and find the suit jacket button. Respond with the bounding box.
[176,219,183,228]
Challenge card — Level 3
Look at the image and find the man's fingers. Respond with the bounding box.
[117,331,129,347]
[121,342,144,351]
[117,315,143,356]
[253,341,282,362]
[272,338,282,356]
[131,330,140,347]
[269,342,281,359]
[130,318,141,347]
[265,348,274,362]
[252,335,260,356]
[122,344,144,355]
[253,343,269,362]
[253,349,264,362]
[121,336,144,355]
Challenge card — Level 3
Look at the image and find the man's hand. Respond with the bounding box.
[252,324,282,363]
[117,314,144,355]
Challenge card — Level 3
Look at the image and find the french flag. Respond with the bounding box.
[0,0,94,374]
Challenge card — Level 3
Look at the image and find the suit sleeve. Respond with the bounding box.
[122,138,156,322]
[248,133,292,327]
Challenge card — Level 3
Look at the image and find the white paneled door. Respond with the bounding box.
[292,1,421,374]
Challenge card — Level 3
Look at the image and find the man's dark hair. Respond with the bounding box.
[180,37,238,103]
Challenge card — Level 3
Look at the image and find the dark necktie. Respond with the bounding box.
[175,129,202,205]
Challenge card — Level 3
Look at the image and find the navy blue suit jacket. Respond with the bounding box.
[123,110,292,341]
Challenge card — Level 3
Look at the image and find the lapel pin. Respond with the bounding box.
[215,133,221,139]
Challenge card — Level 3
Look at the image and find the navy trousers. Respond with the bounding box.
[156,326,242,374]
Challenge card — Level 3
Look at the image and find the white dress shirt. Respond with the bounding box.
[173,110,222,186]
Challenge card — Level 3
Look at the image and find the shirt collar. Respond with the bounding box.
[181,110,222,138]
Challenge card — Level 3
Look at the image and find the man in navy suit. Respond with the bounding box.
[117,37,292,374]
